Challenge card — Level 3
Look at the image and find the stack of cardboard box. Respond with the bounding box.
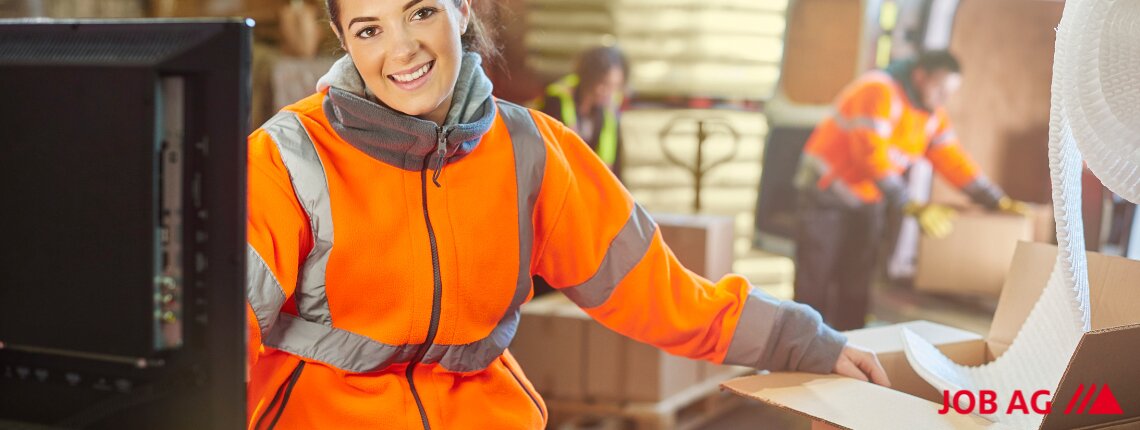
[513,294,745,404]
[510,213,749,406]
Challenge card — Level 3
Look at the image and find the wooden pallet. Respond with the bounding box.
[546,370,752,430]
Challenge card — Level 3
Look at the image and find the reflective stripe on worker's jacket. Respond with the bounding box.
[245,56,845,430]
[800,70,998,206]
[540,73,619,166]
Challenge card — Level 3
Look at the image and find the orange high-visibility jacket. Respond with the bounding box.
[245,54,845,430]
[801,70,1002,207]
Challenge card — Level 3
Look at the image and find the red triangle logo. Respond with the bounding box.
[1088,385,1124,415]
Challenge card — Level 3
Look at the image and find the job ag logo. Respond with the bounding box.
[938,384,1124,415]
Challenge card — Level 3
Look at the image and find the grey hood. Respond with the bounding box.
[316,52,497,174]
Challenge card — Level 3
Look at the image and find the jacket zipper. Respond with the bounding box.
[407,127,449,430]
[254,361,306,430]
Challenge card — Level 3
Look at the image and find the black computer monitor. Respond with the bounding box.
[0,19,250,429]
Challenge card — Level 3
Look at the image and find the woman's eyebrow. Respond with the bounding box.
[348,16,380,29]
[403,0,424,11]
[347,0,424,29]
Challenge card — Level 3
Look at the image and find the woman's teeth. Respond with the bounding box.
[393,62,431,83]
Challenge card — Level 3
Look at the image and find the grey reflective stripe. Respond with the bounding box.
[833,114,893,138]
[264,313,417,373]
[262,112,335,325]
[258,103,554,374]
[793,154,829,190]
[924,115,940,137]
[929,130,957,148]
[825,180,867,208]
[247,244,287,337]
[421,101,547,372]
[561,204,657,309]
[887,147,914,169]
[723,289,783,368]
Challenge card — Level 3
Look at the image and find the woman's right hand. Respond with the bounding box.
[833,343,891,387]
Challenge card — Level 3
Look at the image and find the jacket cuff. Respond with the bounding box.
[962,177,1005,209]
[722,289,847,374]
[764,301,847,374]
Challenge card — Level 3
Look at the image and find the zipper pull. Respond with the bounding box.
[431,128,448,187]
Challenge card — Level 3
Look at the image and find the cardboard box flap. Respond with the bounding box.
[1041,324,1140,430]
[988,242,1140,352]
[721,373,999,429]
[845,321,983,353]
[1087,253,1140,330]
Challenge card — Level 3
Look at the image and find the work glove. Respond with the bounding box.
[903,201,956,239]
[996,196,1033,216]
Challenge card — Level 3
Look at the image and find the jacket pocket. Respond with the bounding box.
[501,354,546,425]
[255,361,306,430]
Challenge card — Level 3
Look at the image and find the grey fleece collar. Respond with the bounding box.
[317,52,497,173]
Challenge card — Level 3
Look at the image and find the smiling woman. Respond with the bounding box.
[242,0,886,428]
[324,0,494,124]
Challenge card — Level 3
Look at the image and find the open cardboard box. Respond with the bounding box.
[723,242,1140,429]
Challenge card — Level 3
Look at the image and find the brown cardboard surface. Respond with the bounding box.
[623,342,702,403]
[516,293,723,403]
[1032,204,1057,244]
[585,321,625,401]
[844,321,986,402]
[934,0,1062,206]
[988,242,1140,353]
[511,296,557,396]
[780,0,865,105]
[1086,253,1140,330]
[654,213,735,281]
[1041,324,1140,430]
[986,242,1055,354]
[915,209,1033,297]
[721,373,999,429]
[549,298,589,400]
[513,294,589,400]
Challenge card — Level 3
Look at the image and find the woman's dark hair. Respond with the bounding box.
[326,0,499,60]
[574,45,628,92]
[914,50,961,74]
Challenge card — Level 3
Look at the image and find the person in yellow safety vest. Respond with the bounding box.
[535,46,627,179]
[794,50,1032,331]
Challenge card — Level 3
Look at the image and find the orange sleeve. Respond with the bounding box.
[924,110,982,188]
[246,128,312,369]
[530,113,845,373]
[838,81,900,181]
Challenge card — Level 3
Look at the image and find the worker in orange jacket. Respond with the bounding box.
[245,0,889,428]
[795,50,1030,330]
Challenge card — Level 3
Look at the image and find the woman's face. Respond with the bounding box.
[590,66,625,110]
[333,0,470,125]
